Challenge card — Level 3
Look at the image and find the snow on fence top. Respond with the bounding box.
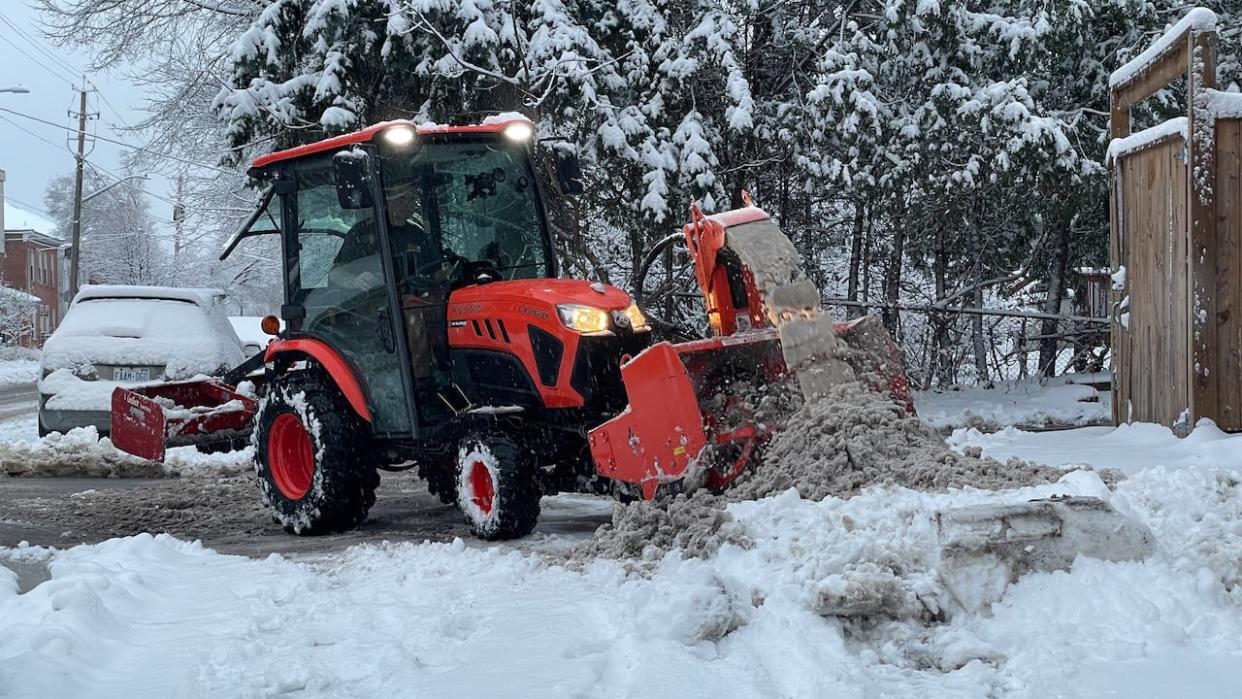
[1106,117,1187,164]
[1205,89,1242,119]
[1109,7,1217,89]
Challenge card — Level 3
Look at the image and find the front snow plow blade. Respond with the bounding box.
[111,380,258,462]
[590,199,915,499]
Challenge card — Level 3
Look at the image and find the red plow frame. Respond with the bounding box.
[112,381,258,462]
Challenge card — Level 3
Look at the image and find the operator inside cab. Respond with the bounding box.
[375,141,552,409]
[382,177,452,390]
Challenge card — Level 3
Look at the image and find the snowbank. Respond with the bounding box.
[0,417,251,477]
[2,465,1240,697]
[948,418,1242,475]
[915,375,1111,430]
[0,427,165,478]
[0,358,39,386]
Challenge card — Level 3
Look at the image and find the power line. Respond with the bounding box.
[84,162,178,207]
[3,195,53,216]
[0,11,142,143]
[0,114,72,155]
[0,114,178,225]
[0,33,76,86]
[87,82,136,131]
[0,11,83,78]
[0,106,237,175]
[1,110,233,230]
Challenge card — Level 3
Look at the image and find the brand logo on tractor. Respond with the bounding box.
[519,306,549,320]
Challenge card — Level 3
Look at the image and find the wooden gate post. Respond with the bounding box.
[1188,29,1218,429]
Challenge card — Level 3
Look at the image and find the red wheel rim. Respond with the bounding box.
[269,413,314,500]
[469,460,495,516]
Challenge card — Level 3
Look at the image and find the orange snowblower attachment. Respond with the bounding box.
[588,199,912,499]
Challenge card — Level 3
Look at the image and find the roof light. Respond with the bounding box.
[503,121,534,142]
[382,126,416,146]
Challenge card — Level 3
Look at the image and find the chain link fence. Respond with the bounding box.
[821,301,1111,390]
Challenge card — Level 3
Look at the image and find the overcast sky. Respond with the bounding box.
[0,2,174,229]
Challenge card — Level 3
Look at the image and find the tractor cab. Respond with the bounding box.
[224,118,590,439]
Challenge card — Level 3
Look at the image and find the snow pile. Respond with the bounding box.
[3,463,1239,696]
[916,375,1110,430]
[0,427,167,478]
[0,411,250,477]
[0,357,39,386]
[588,382,1064,559]
[949,418,1242,475]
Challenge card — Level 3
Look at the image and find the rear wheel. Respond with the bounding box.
[455,429,540,540]
[253,370,379,535]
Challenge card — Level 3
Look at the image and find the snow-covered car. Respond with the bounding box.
[38,286,245,437]
[228,315,278,358]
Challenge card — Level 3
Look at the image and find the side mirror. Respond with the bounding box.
[553,146,584,196]
[333,148,374,209]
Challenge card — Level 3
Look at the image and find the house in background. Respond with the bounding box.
[0,169,67,347]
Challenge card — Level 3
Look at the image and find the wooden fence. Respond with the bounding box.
[1110,13,1242,431]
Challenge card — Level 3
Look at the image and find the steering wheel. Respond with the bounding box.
[410,251,468,289]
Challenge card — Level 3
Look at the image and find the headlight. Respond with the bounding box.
[502,121,534,141]
[620,303,650,331]
[557,304,610,334]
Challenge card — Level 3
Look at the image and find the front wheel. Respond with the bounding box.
[253,370,379,535]
[455,429,541,540]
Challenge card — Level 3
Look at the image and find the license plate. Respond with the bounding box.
[114,367,151,382]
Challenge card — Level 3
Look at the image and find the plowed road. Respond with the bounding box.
[0,382,37,421]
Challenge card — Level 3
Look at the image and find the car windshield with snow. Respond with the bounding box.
[38,286,244,437]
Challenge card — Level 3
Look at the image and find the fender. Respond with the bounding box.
[264,338,373,423]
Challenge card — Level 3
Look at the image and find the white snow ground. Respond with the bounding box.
[949,418,1242,475]
[1,388,1241,696]
[915,374,1111,430]
[1,466,1239,698]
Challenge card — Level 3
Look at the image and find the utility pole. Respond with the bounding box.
[67,82,93,301]
[173,174,186,260]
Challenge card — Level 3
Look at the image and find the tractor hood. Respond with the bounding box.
[449,279,632,312]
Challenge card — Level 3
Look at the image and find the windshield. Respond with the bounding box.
[378,140,552,282]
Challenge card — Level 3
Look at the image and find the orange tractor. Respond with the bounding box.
[111,116,911,539]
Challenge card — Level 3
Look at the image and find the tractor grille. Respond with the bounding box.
[570,332,650,413]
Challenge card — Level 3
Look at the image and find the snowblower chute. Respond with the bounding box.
[588,200,914,499]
